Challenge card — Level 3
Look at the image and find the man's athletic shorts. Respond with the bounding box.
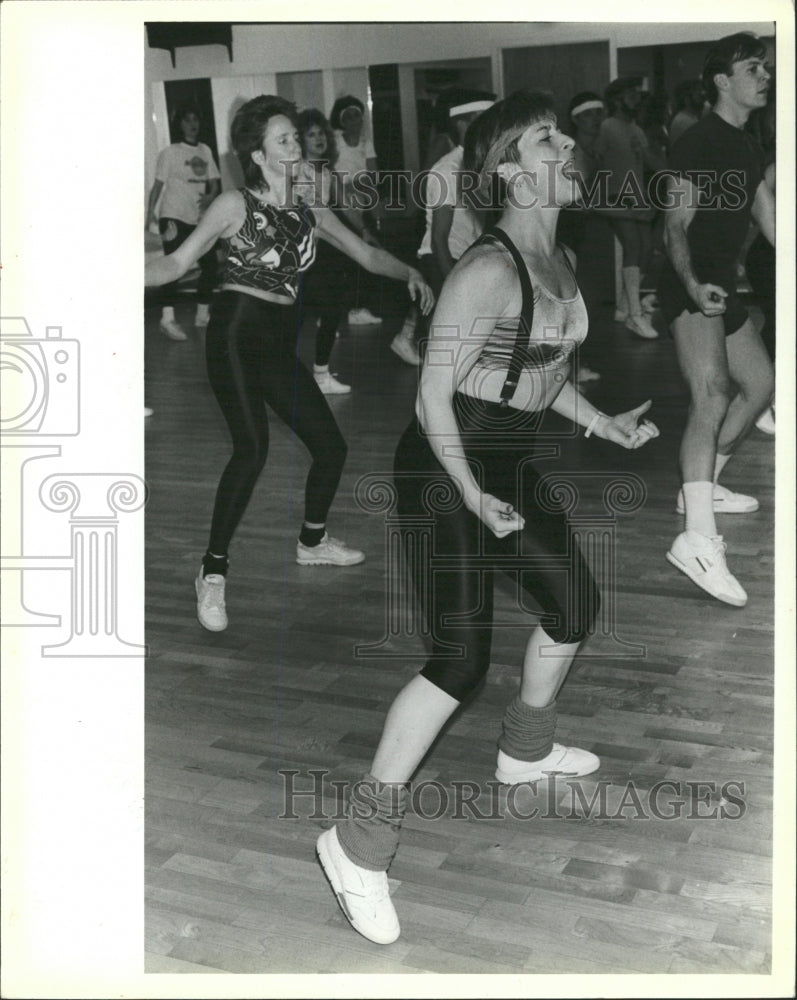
[658,260,749,337]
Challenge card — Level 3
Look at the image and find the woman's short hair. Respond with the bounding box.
[172,103,201,129]
[462,89,556,208]
[329,95,365,130]
[297,107,338,166]
[703,32,767,106]
[231,95,298,188]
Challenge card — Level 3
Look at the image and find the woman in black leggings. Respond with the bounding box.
[316,90,660,946]
[146,96,433,632]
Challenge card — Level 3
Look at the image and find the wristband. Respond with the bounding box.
[584,411,605,439]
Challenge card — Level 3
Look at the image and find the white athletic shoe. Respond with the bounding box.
[314,371,351,395]
[160,317,188,341]
[640,293,659,314]
[625,313,659,340]
[348,307,382,325]
[496,745,600,784]
[755,406,775,435]
[676,484,759,515]
[390,332,421,366]
[144,407,154,418]
[296,533,365,566]
[316,826,400,945]
[666,531,747,607]
[195,569,228,631]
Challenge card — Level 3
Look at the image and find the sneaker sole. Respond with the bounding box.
[296,553,365,567]
[675,499,760,515]
[495,759,600,784]
[194,578,228,631]
[665,551,747,607]
[316,832,399,945]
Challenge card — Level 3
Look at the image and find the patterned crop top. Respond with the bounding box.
[469,227,588,405]
[220,188,317,300]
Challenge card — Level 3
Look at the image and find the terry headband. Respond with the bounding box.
[570,99,604,117]
[449,100,494,117]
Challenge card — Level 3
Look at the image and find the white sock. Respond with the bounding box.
[682,481,717,537]
[196,302,210,317]
[713,453,731,484]
[162,307,175,322]
[313,364,329,374]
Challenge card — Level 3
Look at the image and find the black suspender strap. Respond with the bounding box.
[477,226,535,408]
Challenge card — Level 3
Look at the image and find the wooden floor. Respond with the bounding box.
[144,251,776,977]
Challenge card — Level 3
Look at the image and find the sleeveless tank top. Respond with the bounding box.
[468,227,588,406]
[220,188,317,300]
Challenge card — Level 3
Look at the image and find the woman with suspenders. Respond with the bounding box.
[316,90,660,946]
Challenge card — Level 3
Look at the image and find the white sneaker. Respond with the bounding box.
[676,484,759,515]
[316,827,400,945]
[348,307,382,325]
[390,333,421,366]
[195,569,228,631]
[495,745,600,784]
[755,406,775,435]
[314,371,351,395]
[666,531,747,607]
[640,293,659,314]
[195,305,211,328]
[625,314,659,340]
[144,407,154,418]
[160,317,188,341]
[575,365,601,383]
[296,533,365,566]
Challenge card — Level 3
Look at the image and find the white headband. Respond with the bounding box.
[570,99,604,118]
[449,100,494,118]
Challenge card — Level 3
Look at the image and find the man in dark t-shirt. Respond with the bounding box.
[659,32,774,608]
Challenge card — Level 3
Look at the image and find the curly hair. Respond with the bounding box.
[231,94,298,188]
[329,95,365,131]
[297,107,338,168]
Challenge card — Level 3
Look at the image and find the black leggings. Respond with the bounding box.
[205,291,348,556]
[394,395,600,702]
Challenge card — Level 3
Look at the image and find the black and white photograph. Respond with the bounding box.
[1,4,795,998]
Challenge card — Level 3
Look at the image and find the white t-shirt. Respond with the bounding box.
[333,129,377,203]
[418,145,483,261]
[155,141,220,225]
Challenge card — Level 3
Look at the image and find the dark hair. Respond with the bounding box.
[463,89,556,208]
[604,77,642,115]
[433,87,497,140]
[231,95,298,188]
[673,78,705,113]
[329,95,365,130]
[703,32,767,105]
[297,107,338,168]
[173,103,201,129]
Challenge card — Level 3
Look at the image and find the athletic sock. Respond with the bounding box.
[498,696,556,762]
[682,481,717,537]
[713,453,731,484]
[313,364,329,374]
[337,773,408,871]
[299,524,325,548]
[202,551,229,578]
[162,306,176,322]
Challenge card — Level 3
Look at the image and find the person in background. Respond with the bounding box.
[558,90,605,384]
[329,94,383,326]
[146,104,221,341]
[658,32,774,607]
[595,77,662,340]
[669,79,707,147]
[316,89,659,948]
[393,89,496,366]
[744,77,776,434]
[145,96,434,632]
